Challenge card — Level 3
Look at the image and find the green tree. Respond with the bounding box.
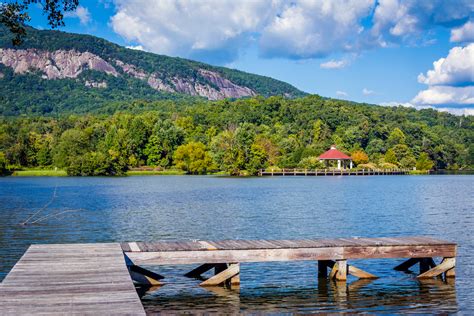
[247,143,268,175]
[387,128,406,147]
[0,151,9,175]
[173,142,213,174]
[297,156,324,169]
[144,120,184,167]
[53,129,89,168]
[416,152,434,170]
[384,149,398,165]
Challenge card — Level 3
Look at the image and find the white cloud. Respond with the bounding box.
[110,0,277,63]
[320,59,348,69]
[126,45,145,51]
[65,6,91,25]
[362,88,375,95]
[380,101,474,116]
[412,86,474,105]
[371,0,474,45]
[417,44,474,86]
[336,90,348,97]
[108,0,474,63]
[451,20,474,43]
[260,0,374,59]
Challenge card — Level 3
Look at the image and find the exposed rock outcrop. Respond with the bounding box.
[0,48,118,79]
[0,48,256,100]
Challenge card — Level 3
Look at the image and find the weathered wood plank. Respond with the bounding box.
[0,243,145,315]
[417,257,456,279]
[200,263,240,287]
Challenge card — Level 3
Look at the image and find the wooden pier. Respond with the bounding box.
[258,168,413,176]
[1,237,456,314]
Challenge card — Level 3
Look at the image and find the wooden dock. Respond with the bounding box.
[0,237,456,314]
[0,243,145,315]
[258,168,413,176]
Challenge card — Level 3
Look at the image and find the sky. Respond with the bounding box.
[27,0,474,115]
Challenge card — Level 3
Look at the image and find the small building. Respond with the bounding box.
[318,145,353,170]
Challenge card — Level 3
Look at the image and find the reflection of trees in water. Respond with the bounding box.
[139,278,457,314]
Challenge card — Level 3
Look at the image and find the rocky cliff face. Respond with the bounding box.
[0,48,256,100]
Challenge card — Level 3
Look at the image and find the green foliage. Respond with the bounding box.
[416,152,434,171]
[0,95,472,176]
[387,128,406,147]
[173,142,213,174]
[297,156,324,169]
[0,151,9,175]
[384,149,398,165]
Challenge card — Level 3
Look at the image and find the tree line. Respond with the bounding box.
[0,95,472,176]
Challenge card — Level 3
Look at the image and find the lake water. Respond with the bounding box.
[0,175,473,314]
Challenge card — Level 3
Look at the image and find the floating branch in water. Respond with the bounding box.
[29,208,84,224]
[20,185,58,226]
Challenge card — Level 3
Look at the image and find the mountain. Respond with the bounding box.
[0,26,305,115]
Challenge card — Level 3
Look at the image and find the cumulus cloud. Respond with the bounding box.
[380,101,474,116]
[110,0,277,63]
[109,0,474,63]
[412,44,474,109]
[451,20,474,43]
[371,0,474,45]
[417,44,474,86]
[64,6,91,25]
[362,88,375,95]
[259,0,373,59]
[320,59,348,69]
[412,86,474,105]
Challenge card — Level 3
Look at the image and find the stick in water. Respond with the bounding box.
[20,185,58,225]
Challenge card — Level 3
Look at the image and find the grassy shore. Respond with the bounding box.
[126,169,186,176]
[12,169,68,176]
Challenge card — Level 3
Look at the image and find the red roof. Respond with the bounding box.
[318,145,352,160]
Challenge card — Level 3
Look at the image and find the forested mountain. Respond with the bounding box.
[1,96,472,176]
[0,25,305,115]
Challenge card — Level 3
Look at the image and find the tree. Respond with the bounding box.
[416,152,434,171]
[247,143,268,175]
[351,150,369,165]
[144,120,184,167]
[297,156,324,169]
[1,0,79,45]
[387,128,406,147]
[384,149,398,165]
[173,142,213,174]
[0,151,9,175]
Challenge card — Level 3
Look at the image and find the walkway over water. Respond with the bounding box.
[259,168,413,176]
[1,237,456,314]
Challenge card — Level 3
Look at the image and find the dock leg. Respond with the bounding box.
[124,254,164,286]
[200,263,240,287]
[318,260,331,278]
[326,260,377,279]
[420,258,436,274]
[418,257,456,279]
[329,260,347,281]
[394,258,420,271]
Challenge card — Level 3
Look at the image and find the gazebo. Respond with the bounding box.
[318,145,353,170]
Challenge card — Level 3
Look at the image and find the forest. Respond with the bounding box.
[0,95,473,176]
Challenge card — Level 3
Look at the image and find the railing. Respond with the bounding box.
[258,168,413,176]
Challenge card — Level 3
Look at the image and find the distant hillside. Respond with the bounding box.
[0,26,305,115]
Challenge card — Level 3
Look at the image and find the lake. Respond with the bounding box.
[0,175,473,314]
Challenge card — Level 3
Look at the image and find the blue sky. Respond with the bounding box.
[27,0,474,115]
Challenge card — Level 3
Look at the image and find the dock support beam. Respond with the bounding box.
[200,263,240,287]
[124,254,164,286]
[322,260,378,282]
[418,257,456,279]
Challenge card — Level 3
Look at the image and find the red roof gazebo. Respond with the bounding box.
[318,145,353,169]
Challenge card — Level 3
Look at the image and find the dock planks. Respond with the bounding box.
[0,243,145,315]
[122,237,456,265]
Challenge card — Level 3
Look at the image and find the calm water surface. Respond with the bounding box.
[0,175,473,314]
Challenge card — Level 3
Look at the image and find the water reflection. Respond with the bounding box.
[139,277,457,314]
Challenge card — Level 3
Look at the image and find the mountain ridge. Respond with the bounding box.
[0,26,305,115]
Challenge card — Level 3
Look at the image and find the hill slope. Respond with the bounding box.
[0,26,305,115]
